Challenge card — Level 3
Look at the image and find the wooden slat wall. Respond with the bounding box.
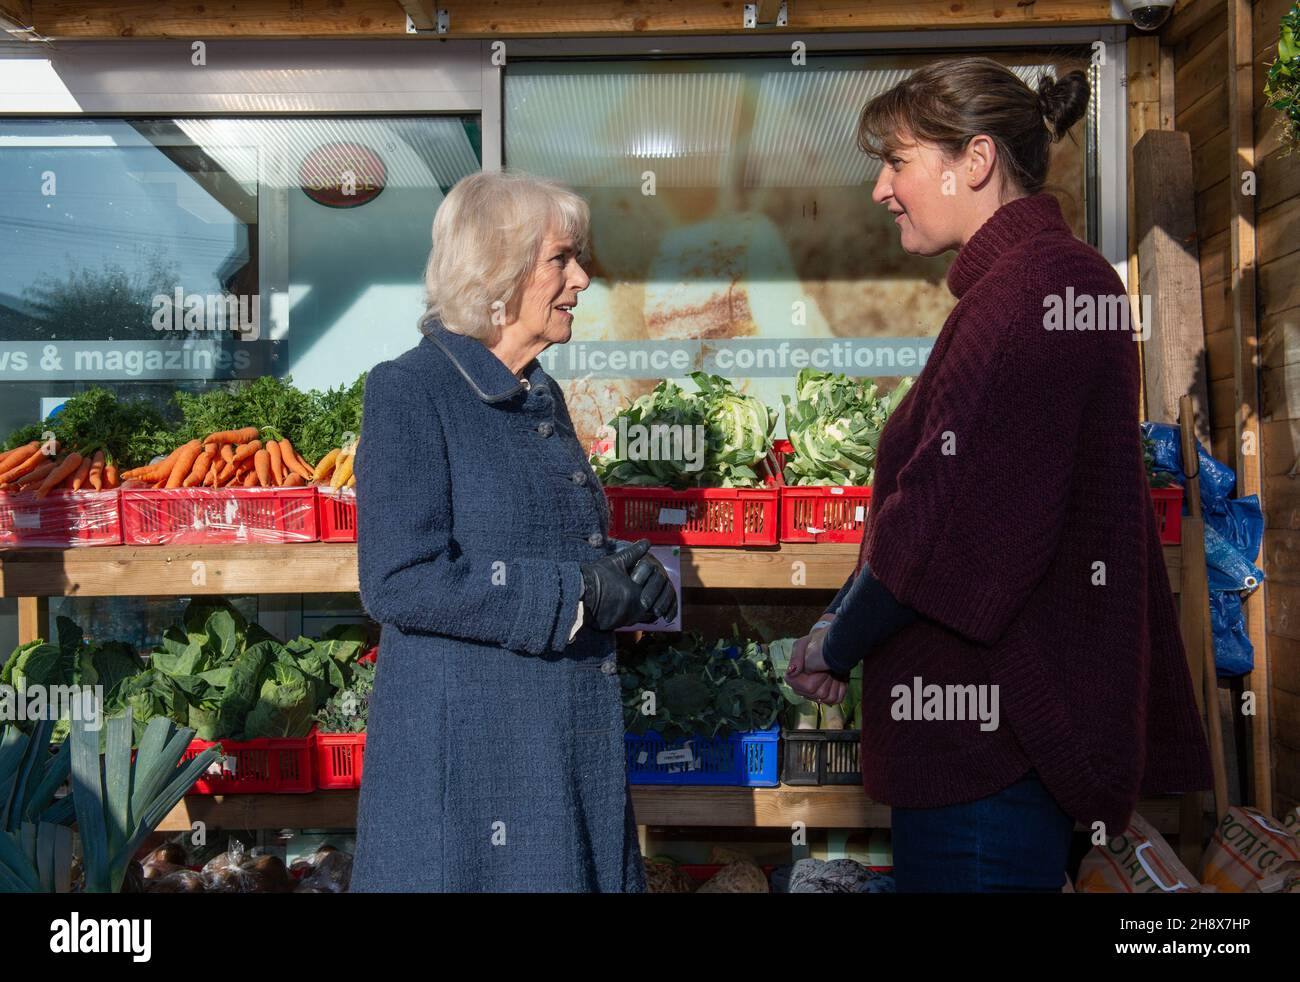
[1254,0,1300,818]
[1179,0,1300,816]
[1174,9,1236,469]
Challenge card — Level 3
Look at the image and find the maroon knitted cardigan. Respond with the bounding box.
[854,192,1213,832]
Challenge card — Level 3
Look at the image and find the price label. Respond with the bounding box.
[830,487,844,496]
[855,505,866,523]
[656,746,694,766]
[636,751,649,765]
[13,511,41,529]
[657,507,687,526]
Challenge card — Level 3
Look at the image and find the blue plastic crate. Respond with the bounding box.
[624,724,780,787]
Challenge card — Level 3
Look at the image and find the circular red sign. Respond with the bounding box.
[299,141,386,208]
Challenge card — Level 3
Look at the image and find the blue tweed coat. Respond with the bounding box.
[350,320,645,893]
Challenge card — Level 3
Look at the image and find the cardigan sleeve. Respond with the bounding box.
[819,563,919,675]
[864,296,1101,647]
[356,361,586,655]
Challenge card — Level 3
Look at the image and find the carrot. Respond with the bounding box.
[312,448,341,483]
[216,441,260,484]
[0,441,40,473]
[266,440,285,485]
[71,454,94,491]
[203,426,260,447]
[105,462,119,489]
[183,450,214,488]
[0,443,54,485]
[163,440,202,489]
[203,442,217,457]
[36,453,83,499]
[125,446,179,483]
[330,450,355,489]
[243,469,258,487]
[6,460,57,492]
[278,439,313,481]
[283,472,305,487]
[253,449,272,487]
[88,450,105,491]
[220,444,235,465]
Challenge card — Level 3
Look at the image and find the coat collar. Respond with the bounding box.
[421,317,540,403]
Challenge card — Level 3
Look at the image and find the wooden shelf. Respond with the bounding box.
[157,786,1185,833]
[0,542,1182,598]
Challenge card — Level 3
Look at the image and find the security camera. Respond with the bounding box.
[1117,0,1174,30]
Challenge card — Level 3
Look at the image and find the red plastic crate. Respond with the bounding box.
[603,451,781,548]
[316,486,357,542]
[314,731,366,790]
[605,484,780,547]
[772,439,874,544]
[779,485,873,543]
[0,489,122,547]
[120,487,318,545]
[1150,486,1183,545]
[183,735,315,794]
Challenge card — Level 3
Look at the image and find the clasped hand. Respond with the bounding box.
[786,617,848,704]
[580,538,678,632]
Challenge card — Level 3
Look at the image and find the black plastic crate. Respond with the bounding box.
[781,729,862,785]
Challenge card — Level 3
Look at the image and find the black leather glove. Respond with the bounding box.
[628,551,678,623]
[580,538,656,632]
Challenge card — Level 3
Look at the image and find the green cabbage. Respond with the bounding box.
[781,369,913,486]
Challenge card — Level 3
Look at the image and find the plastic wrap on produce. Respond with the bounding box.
[118,485,319,545]
[316,485,357,542]
[0,488,123,547]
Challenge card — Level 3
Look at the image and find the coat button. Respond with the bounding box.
[570,470,587,485]
[600,658,617,675]
[587,532,604,547]
[537,421,553,437]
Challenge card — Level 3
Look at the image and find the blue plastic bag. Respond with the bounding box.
[1209,590,1254,677]
[1203,523,1264,593]
[1141,422,1263,678]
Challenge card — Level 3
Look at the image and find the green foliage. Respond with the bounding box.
[296,373,367,465]
[1143,431,1175,489]
[592,372,776,489]
[242,662,314,739]
[782,369,913,486]
[315,660,375,734]
[619,632,782,741]
[1,386,175,467]
[69,711,219,893]
[1264,3,1300,152]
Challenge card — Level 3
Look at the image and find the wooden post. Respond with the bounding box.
[1128,33,1162,422]
[1180,395,1229,825]
[1227,0,1271,815]
[1133,130,1212,440]
[16,595,48,645]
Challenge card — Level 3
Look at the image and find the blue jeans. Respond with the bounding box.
[891,771,1074,893]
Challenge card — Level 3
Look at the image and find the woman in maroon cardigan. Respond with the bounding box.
[786,57,1213,892]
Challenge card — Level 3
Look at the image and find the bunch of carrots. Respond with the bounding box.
[0,440,120,497]
[120,427,317,489]
[311,440,359,490]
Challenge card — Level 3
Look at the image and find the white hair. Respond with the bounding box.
[420,170,590,341]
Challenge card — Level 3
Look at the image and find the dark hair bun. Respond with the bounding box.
[1037,70,1090,140]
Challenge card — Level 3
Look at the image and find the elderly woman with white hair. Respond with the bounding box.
[351,171,676,893]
